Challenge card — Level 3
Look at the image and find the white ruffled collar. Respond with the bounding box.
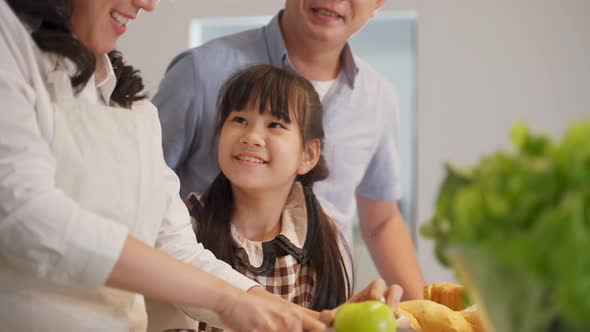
[230,182,309,268]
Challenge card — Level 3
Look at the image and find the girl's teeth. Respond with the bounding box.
[236,156,265,164]
[317,9,340,17]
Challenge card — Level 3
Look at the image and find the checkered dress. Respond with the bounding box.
[236,251,316,305]
[184,184,321,332]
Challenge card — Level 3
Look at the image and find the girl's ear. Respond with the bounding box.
[297,138,321,175]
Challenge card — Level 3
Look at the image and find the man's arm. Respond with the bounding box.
[356,193,425,300]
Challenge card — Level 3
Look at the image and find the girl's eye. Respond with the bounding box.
[268,122,286,129]
[231,116,247,125]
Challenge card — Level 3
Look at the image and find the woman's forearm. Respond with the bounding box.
[107,236,326,331]
[106,236,235,314]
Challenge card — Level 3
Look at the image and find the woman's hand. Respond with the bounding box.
[218,286,326,332]
[107,237,323,331]
[217,291,301,332]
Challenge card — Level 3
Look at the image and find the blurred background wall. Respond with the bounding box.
[118,0,590,284]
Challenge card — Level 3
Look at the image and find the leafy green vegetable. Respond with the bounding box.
[422,119,590,330]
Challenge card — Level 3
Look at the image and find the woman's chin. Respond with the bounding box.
[87,39,117,57]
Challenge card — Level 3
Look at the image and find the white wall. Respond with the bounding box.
[389,0,590,283]
[118,0,590,284]
[118,0,284,93]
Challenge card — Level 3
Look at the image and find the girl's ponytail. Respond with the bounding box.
[195,173,235,266]
[304,187,353,310]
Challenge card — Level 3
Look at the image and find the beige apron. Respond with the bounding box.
[1,59,168,331]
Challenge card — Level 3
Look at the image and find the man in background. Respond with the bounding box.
[154,0,425,299]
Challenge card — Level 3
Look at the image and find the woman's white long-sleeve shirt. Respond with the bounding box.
[0,1,256,329]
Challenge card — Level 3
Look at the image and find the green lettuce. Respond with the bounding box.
[422,120,590,329]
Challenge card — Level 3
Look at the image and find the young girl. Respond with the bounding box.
[187,64,353,330]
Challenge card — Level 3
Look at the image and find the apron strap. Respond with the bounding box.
[46,57,76,105]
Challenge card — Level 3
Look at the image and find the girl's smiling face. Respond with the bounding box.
[215,65,324,193]
[70,0,159,56]
[218,108,313,193]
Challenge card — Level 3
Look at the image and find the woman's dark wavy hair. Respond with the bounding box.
[6,0,146,108]
[196,64,353,311]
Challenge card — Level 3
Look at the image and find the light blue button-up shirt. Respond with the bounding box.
[154,12,402,244]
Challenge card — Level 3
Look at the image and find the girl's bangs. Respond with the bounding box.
[220,67,306,125]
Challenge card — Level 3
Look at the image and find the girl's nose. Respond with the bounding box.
[134,0,159,12]
[240,127,265,147]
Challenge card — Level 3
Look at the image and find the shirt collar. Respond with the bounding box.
[263,11,288,68]
[339,43,359,87]
[230,182,310,268]
[48,53,116,106]
[95,54,117,104]
[263,10,359,87]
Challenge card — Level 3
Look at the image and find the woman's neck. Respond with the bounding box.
[230,185,293,242]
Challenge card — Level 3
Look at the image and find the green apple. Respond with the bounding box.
[334,300,397,332]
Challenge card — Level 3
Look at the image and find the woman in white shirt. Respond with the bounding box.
[0,0,328,331]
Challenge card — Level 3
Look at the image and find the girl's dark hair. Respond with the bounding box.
[196,64,352,310]
[6,0,146,108]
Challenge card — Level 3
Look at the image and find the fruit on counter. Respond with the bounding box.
[398,300,485,332]
[334,300,397,332]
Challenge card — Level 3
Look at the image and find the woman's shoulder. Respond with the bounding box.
[0,1,58,140]
[0,1,50,70]
[0,0,24,34]
[0,1,60,105]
